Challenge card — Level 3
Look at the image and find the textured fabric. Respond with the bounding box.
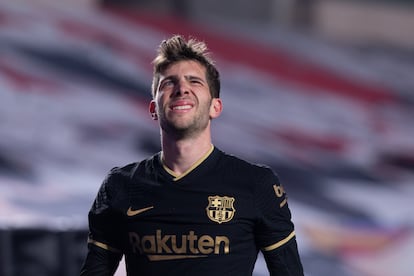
[80,147,303,275]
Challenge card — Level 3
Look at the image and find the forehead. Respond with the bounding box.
[161,60,206,78]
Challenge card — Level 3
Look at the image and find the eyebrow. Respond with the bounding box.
[160,75,206,84]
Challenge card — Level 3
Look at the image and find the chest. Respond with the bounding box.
[117,164,262,259]
[120,174,257,235]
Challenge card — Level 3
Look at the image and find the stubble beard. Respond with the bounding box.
[159,102,211,140]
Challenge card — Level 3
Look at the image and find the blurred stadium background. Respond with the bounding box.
[1,0,413,275]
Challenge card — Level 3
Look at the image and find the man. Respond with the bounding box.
[80,35,304,275]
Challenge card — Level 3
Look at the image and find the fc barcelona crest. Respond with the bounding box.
[206,196,236,224]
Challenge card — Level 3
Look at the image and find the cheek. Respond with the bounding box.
[155,95,166,109]
[159,100,170,115]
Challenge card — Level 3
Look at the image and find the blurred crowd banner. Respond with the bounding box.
[0,1,413,276]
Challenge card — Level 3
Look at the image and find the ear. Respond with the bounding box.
[149,100,158,120]
[209,98,223,119]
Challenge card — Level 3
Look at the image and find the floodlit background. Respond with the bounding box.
[1,0,413,275]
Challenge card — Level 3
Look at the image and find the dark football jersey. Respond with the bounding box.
[84,146,300,276]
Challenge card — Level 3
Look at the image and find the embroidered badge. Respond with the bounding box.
[206,195,236,224]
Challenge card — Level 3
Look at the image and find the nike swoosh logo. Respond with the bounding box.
[127,206,154,216]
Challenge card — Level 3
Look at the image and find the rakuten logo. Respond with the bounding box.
[129,230,230,260]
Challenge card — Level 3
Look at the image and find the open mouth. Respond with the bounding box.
[172,105,192,110]
[170,100,194,111]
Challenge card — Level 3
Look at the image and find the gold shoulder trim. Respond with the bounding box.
[262,231,296,252]
[88,238,122,254]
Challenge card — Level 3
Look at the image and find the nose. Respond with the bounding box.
[173,79,190,96]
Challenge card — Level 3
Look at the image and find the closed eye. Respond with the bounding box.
[187,76,205,86]
[159,78,176,90]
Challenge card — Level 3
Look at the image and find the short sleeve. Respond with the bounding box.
[254,167,296,252]
[87,168,125,254]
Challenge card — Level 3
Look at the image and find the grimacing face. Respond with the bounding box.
[149,60,222,139]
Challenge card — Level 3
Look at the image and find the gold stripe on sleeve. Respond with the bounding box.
[88,238,122,254]
[280,198,287,208]
[262,231,296,252]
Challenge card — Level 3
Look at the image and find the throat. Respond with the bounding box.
[160,145,214,180]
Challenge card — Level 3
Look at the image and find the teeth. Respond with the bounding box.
[173,105,191,110]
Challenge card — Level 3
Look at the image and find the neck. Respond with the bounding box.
[160,131,213,176]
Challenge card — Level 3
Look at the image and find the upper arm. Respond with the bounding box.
[81,168,126,275]
[253,168,303,274]
[254,168,295,248]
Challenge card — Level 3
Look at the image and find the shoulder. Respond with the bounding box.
[95,155,157,199]
[104,162,139,185]
[91,163,136,212]
[217,148,278,180]
[105,153,159,183]
[91,155,159,214]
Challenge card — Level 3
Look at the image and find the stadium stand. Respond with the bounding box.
[1,1,413,275]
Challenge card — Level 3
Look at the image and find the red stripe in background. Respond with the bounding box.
[0,62,60,93]
[57,19,154,66]
[103,6,396,105]
[274,128,347,153]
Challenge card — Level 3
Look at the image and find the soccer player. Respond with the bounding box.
[80,35,304,276]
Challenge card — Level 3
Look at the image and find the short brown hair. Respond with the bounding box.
[151,35,220,99]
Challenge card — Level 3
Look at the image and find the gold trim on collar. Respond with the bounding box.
[161,145,214,181]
